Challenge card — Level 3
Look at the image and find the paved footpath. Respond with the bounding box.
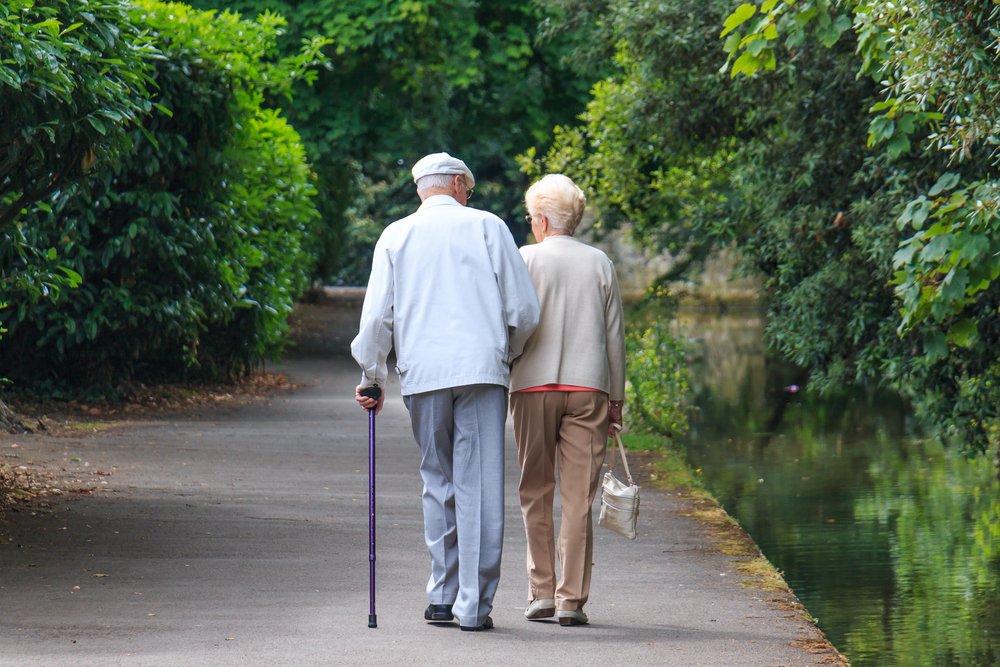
[0,296,836,666]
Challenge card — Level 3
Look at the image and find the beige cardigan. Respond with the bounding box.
[510,235,626,400]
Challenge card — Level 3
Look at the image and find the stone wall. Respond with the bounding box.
[574,215,759,304]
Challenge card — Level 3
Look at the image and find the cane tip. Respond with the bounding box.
[368,614,377,628]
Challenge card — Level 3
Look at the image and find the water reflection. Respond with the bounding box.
[669,309,1000,667]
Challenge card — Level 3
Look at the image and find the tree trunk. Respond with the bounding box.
[0,399,29,434]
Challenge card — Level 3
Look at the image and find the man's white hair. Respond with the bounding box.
[416,173,460,195]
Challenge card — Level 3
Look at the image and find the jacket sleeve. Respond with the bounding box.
[490,222,540,362]
[351,236,395,387]
[605,260,626,401]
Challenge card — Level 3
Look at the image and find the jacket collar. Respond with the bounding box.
[418,194,461,210]
[539,234,580,244]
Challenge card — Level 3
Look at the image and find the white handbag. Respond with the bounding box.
[598,433,640,539]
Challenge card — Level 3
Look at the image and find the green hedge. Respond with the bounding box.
[0,0,156,231]
[1,0,153,329]
[0,1,320,395]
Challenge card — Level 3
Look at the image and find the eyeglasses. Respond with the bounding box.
[524,213,532,224]
[455,175,473,200]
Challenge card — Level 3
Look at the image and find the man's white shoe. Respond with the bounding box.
[557,608,589,626]
[524,598,556,620]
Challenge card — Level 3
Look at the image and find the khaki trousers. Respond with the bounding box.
[510,391,608,611]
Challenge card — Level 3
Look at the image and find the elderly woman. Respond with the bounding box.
[510,174,626,627]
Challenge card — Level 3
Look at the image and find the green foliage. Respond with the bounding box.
[719,0,1000,454]
[625,313,690,439]
[0,0,155,347]
[722,2,1000,326]
[0,0,157,231]
[184,0,598,283]
[524,0,745,266]
[1,233,82,304]
[0,0,320,393]
[720,0,852,77]
[533,0,999,455]
[723,1,999,160]
[893,178,1000,346]
[324,168,413,286]
[197,107,320,373]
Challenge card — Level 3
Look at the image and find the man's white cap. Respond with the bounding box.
[411,152,475,189]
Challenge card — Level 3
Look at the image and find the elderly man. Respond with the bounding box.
[352,152,540,632]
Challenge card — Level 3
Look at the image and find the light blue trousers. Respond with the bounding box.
[403,384,507,627]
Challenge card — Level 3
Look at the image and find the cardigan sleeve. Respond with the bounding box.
[604,260,626,401]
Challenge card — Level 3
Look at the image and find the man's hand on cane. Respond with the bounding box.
[356,385,385,415]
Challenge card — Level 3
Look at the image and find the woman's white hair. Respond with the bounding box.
[525,174,586,235]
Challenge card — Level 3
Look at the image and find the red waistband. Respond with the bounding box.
[515,384,601,393]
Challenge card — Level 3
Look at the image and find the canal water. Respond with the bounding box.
[670,309,1000,666]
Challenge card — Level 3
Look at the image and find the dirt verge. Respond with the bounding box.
[0,372,296,510]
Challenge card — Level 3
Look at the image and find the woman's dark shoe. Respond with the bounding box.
[424,604,454,622]
[459,616,494,632]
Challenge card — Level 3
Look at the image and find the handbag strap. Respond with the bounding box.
[607,432,634,486]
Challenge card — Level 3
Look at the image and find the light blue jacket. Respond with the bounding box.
[352,195,540,395]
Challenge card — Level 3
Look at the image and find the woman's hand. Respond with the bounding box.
[609,400,623,435]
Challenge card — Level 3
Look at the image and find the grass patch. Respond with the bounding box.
[621,433,705,491]
[59,421,117,433]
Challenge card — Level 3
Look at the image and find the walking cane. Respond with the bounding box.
[359,386,382,629]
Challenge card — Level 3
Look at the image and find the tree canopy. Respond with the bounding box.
[183,0,599,283]
[530,0,998,455]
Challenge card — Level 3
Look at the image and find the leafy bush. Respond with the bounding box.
[1,0,153,351]
[196,107,319,375]
[0,1,321,394]
[0,0,156,230]
[625,314,690,439]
